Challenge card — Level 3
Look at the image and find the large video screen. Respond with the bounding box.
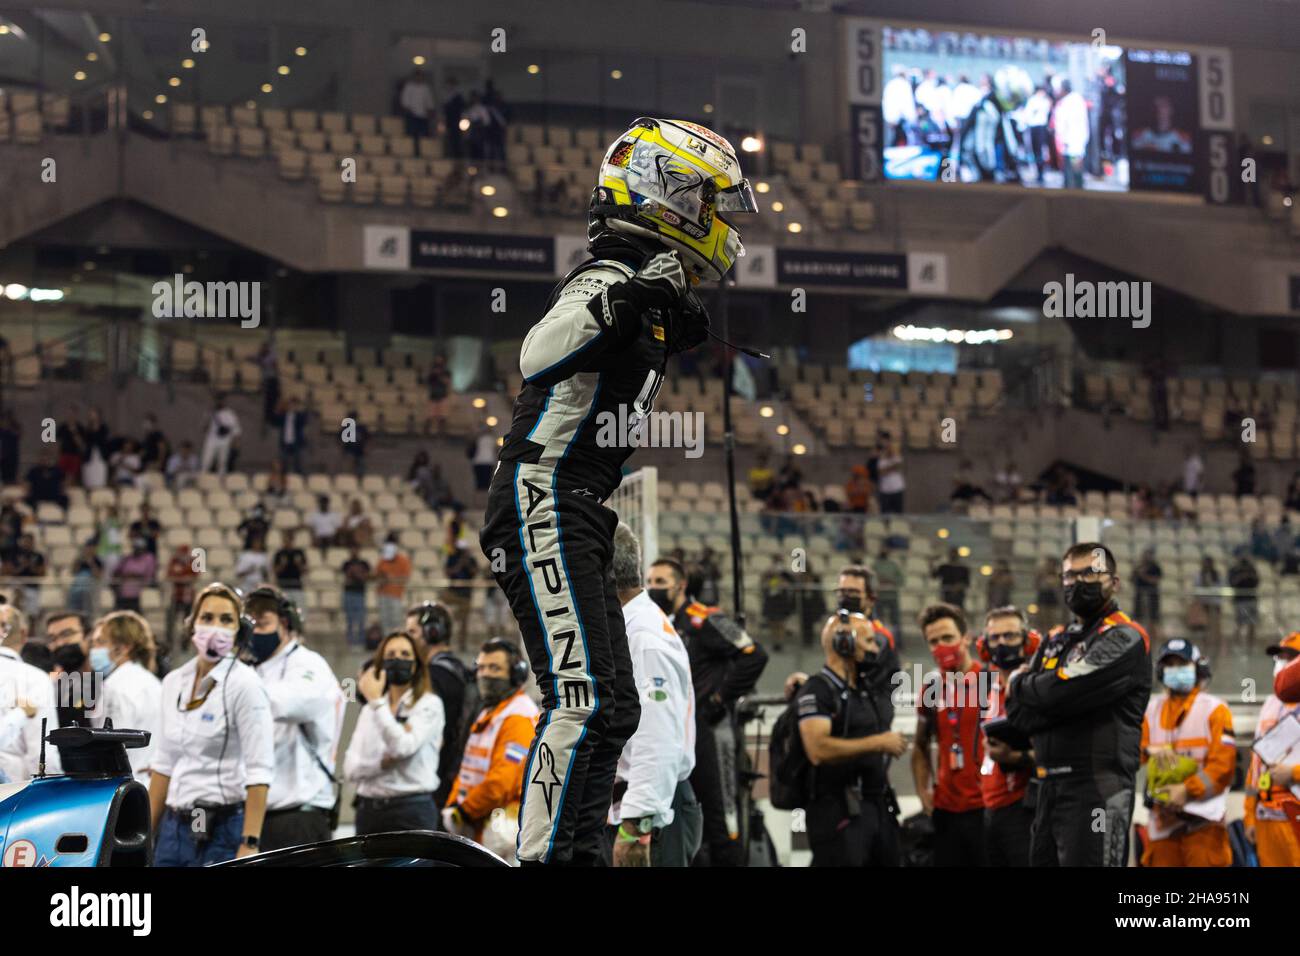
[880,27,1127,191]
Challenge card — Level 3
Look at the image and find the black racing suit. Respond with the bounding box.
[480,236,696,865]
[1006,602,1151,867]
[671,600,769,866]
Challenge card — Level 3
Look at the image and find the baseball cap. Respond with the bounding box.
[1266,632,1300,657]
[1156,638,1198,663]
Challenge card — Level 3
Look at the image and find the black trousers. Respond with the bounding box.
[354,793,439,836]
[260,806,332,852]
[1030,775,1134,867]
[480,466,639,865]
[690,715,743,866]
[808,797,901,867]
[985,801,1034,867]
[931,808,987,866]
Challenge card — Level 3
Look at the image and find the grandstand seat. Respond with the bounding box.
[380,175,409,206]
[172,103,197,136]
[278,149,307,180]
[237,128,267,159]
[329,132,358,155]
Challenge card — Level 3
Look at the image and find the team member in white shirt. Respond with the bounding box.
[242,585,344,851]
[87,610,162,786]
[344,630,445,834]
[149,583,274,866]
[607,523,699,867]
[0,606,59,782]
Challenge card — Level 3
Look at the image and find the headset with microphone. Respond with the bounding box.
[481,638,529,688]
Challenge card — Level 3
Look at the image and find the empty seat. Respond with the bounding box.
[261,108,288,130]
[380,175,409,205]
[236,127,266,158]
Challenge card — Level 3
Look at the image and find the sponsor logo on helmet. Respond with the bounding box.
[609,140,634,168]
[685,135,709,156]
[653,154,706,202]
[672,120,733,155]
[660,209,682,226]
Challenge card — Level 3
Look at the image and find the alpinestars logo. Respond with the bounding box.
[531,743,563,818]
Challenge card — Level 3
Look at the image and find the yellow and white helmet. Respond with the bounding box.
[589,117,758,281]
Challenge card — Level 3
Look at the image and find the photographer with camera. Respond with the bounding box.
[793,612,907,866]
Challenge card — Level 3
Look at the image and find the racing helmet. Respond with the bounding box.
[589,117,758,281]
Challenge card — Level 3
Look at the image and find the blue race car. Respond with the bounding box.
[0,724,507,868]
[0,724,152,867]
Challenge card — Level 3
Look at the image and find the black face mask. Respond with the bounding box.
[647,588,676,615]
[837,592,864,614]
[364,632,382,652]
[248,629,281,665]
[383,659,416,685]
[856,648,881,679]
[1065,582,1109,620]
[53,643,87,672]
[477,676,512,704]
[989,643,1025,670]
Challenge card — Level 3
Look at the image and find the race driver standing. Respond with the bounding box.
[479,117,757,866]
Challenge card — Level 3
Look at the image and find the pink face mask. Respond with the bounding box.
[192,625,235,661]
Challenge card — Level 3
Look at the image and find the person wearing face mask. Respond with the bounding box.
[1245,632,1300,865]
[1005,542,1152,868]
[646,557,769,866]
[975,607,1040,867]
[344,631,445,835]
[375,535,412,636]
[45,610,93,727]
[912,603,987,866]
[442,639,539,860]
[149,583,275,865]
[783,564,903,724]
[835,565,901,704]
[87,610,161,786]
[796,613,907,866]
[242,586,344,852]
[1139,638,1235,866]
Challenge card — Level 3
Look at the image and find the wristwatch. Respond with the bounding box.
[241,834,260,850]
[617,816,653,845]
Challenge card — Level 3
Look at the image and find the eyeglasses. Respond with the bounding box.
[1061,569,1111,585]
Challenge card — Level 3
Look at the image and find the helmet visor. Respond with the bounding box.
[716,178,758,214]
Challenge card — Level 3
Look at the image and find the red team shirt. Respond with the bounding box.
[979,671,1031,810]
[920,662,986,813]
